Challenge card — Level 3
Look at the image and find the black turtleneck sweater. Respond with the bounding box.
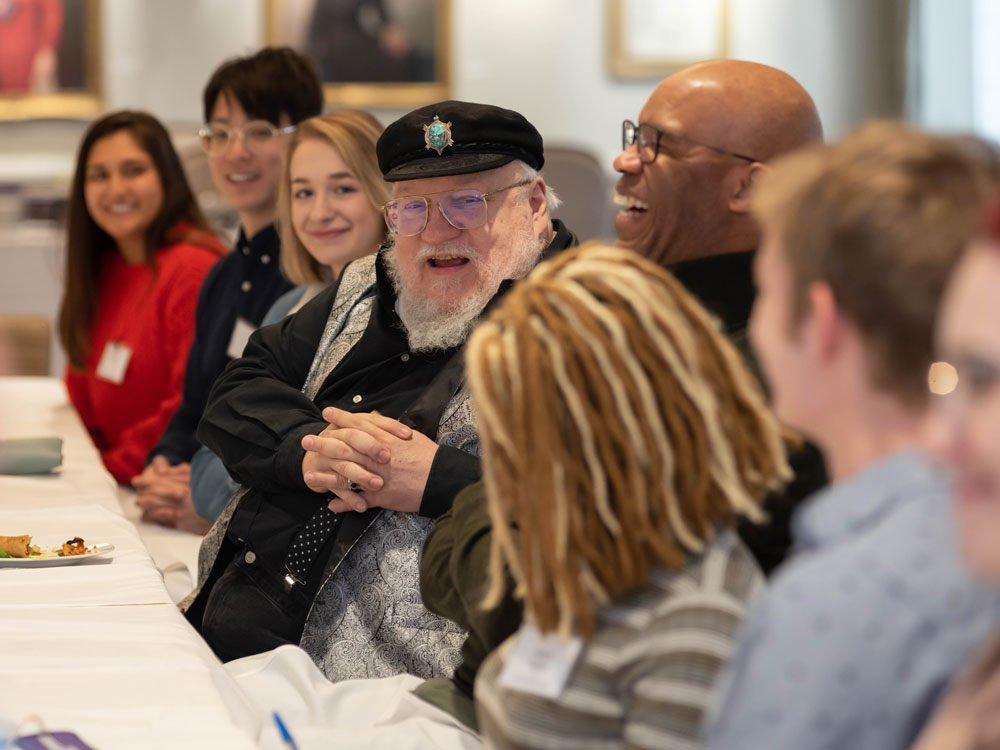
[671,249,828,575]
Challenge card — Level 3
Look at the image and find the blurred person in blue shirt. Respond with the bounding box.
[704,123,1000,750]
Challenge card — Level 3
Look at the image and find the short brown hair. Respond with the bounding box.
[753,121,1000,405]
[277,110,389,285]
[468,243,791,639]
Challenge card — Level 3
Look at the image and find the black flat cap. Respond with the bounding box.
[377,100,544,182]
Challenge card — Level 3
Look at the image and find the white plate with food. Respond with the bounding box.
[0,535,114,568]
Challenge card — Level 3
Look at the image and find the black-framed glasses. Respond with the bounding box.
[622,119,759,164]
[197,121,296,152]
[383,179,531,236]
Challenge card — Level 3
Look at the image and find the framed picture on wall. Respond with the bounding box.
[608,0,728,78]
[0,0,102,120]
[266,0,450,108]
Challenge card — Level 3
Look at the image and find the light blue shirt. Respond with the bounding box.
[705,450,1000,750]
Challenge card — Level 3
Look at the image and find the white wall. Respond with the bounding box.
[0,0,922,183]
[973,0,1000,140]
[450,0,651,173]
[917,0,974,132]
[0,0,960,376]
[102,0,264,120]
[452,0,911,171]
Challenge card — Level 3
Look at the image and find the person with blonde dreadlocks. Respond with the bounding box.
[447,242,790,748]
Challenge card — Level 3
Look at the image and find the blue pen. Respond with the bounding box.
[272,712,300,750]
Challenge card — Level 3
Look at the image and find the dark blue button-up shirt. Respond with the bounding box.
[148,224,293,465]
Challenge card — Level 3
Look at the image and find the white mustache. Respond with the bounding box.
[414,242,479,265]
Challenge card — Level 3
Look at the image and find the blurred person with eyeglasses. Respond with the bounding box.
[132,47,322,532]
[612,60,828,577]
[184,101,576,674]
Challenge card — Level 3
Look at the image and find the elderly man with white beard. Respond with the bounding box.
[182,101,577,680]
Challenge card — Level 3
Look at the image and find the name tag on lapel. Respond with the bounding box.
[226,317,256,359]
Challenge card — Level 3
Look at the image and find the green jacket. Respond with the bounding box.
[413,481,522,730]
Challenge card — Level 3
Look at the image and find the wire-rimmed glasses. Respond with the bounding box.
[382,178,532,236]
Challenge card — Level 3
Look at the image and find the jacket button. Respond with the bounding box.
[244,550,256,564]
[352,394,362,404]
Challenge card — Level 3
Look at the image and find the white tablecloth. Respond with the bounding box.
[225,646,480,750]
[0,376,256,749]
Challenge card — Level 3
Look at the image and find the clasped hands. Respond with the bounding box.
[301,406,438,514]
[132,456,212,534]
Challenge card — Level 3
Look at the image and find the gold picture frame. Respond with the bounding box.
[607,0,728,78]
[0,0,103,120]
[265,0,450,109]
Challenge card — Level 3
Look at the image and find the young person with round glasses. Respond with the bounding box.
[134,46,323,531]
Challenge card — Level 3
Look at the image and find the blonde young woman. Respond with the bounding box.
[265,109,389,320]
[458,243,791,748]
[186,110,389,528]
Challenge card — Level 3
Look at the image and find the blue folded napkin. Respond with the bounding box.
[0,437,63,475]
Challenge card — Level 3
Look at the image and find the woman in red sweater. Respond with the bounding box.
[59,110,225,483]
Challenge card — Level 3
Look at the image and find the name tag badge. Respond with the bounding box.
[95,341,132,385]
[497,623,583,699]
[226,317,256,359]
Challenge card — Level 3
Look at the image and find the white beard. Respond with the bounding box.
[383,227,546,353]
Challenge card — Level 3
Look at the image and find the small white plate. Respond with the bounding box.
[0,542,114,568]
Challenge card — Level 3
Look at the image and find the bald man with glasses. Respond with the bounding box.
[613,59,823,269]
[612,60,828,576]
[183,100,576,678]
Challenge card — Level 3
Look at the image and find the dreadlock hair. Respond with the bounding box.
[466,242,792,640]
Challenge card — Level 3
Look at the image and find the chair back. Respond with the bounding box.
[542,146,615,243]
[0,315,50,376]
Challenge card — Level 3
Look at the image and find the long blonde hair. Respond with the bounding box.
[467,243,791,639]
[277,109,389,285]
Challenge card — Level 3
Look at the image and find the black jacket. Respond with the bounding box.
[188,221,577,628]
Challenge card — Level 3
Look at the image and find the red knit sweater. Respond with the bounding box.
[64,241,221,483]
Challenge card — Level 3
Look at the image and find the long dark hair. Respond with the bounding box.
[58,110,221,370]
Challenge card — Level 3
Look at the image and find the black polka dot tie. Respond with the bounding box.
[284,506,341,583]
